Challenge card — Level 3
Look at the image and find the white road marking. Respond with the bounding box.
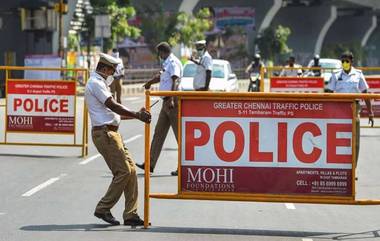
[0,212,5,215]
[123,97,141,101]
[302,239,313,241]
[22,174,67,197]
[79,134,142,166]
[79,154,101,165]
[131,100,145,104]
[124,134,143,144]
[285,203,296,209]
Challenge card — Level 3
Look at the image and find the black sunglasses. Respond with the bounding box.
[341,59,350,63]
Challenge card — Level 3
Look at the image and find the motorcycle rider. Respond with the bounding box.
[245,53,264,92]
[306,54,321,77]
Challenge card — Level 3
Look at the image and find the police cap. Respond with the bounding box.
[195,40,206,46]
[156,42,171,53]
[98,53,121,69]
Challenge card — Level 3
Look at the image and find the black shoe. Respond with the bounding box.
[171,170,178,176]
[136,163,153,173]
[124,216,145,226]
[94,212,120,225]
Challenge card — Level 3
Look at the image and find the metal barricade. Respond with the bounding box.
[143,90,380,228]
[0,66,89,157]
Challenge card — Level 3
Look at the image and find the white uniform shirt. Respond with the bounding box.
[85,72,121,127]
[159,53,183,91]
[327,67,369,93]
[280,64,302,77]
[193,51,213,89]
[114,61,124,78]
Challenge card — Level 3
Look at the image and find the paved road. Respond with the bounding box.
[1,94,380,241]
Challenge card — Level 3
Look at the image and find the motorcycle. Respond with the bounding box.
[248,73,260,92]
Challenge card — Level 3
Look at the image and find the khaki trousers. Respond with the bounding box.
[150,99,179,170]
[92,127,138,220]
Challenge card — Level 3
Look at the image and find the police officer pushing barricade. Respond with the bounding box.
[190,40,213,91]
[136,42,183,176]
[85,53,151,226]
[326,51,374,166]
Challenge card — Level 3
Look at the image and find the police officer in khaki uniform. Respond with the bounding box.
[85,53,151,226]
[136,42,183,176]
[326,51,374,166]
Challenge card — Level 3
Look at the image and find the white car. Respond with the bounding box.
[307,58,342,84]
[178,59,238,92]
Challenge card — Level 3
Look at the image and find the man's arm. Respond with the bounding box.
[167,75,179,109]
[143,73,161,89]
[362,90,374,127]
[204,70,212,90]
[189,56,201,65]
[105,97,151,123]
[245,63,252,74]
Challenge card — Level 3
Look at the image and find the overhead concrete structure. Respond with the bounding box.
[314,5,337,55]
[366,18,380,66]
[259,0,282,32]
[178,0,199,14]
[271,2,336,63]
[344,0,380,9]
[323,12,373,49]
[361,15,377,47]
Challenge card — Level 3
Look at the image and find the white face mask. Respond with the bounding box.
[112,52,119,59]
[105,75,114,86]
[197,49,205,57]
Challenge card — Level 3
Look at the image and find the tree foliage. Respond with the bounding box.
[138,4,211,52]
[322,42,366,66]
[168,8,211,47]
[138,2,178,53]
[90,0,140,50]
[255,25,292,62]
[68,32,79,51]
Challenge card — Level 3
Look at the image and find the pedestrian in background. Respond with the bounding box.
[190,40,213,91]
[326,51,374,166]
[280,55,303,77]
[110,48,124,104]
[136,42,183,176]
[85,53,151,226]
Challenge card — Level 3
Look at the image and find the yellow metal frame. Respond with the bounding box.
[263,66,380,128]
[143,90,380,228]
[0,66,89,157]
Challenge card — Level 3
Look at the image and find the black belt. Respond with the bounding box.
[92,125,118,132]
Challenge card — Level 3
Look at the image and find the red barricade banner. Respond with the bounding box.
[270,77,324,93]
[6,80,76,133]
[180,99,354,197]
[360,77,380,117]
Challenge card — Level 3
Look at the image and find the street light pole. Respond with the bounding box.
[58,0,64,59]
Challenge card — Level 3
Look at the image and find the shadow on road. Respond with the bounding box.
[19,224,380,239]
[20,224,117,231]
[0,154,68,159]
[137,173,174,178]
